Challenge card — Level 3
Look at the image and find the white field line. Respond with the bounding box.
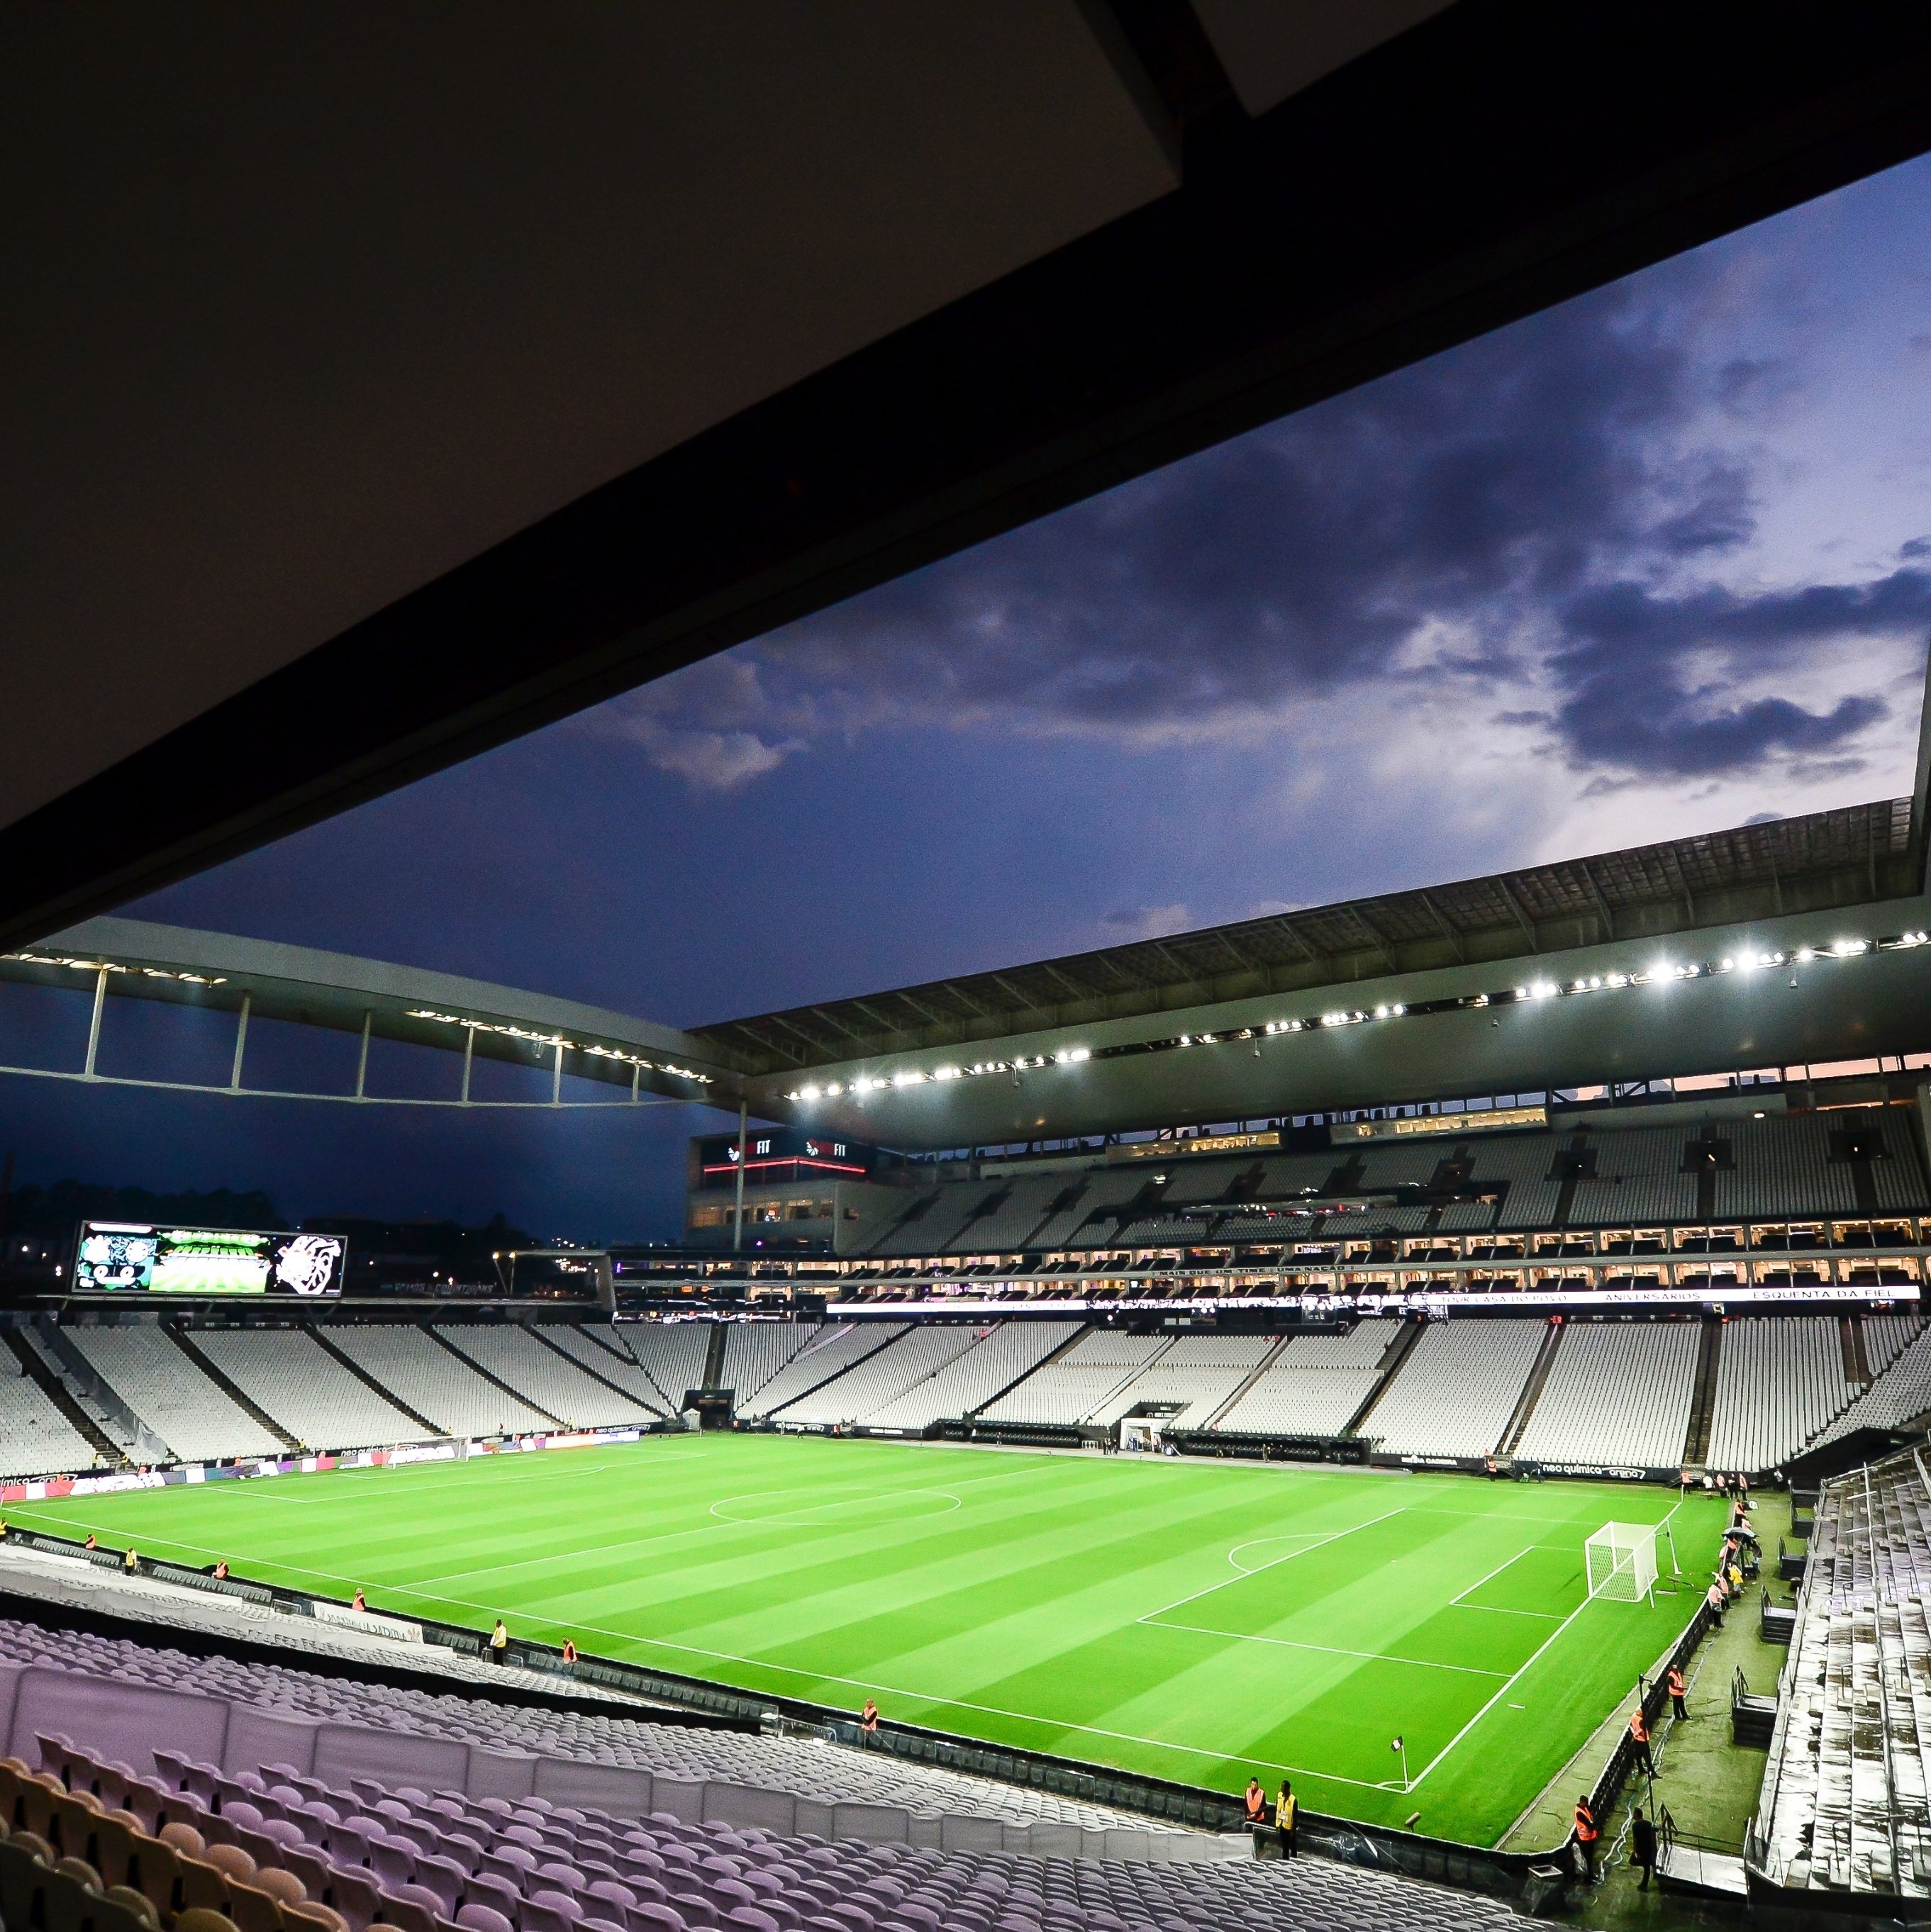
[1135,1507,1408,1624]
[13,1456,1699,1803]
[1152,1620,1510,1677]
[1448,1546,1564,1619]
[1402,1582,1597,1794]
[0,1499,1416,1794]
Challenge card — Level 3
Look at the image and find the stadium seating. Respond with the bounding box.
[615,1324,714,1414]
[738,1326,907,1422]
[0,1356,101,1478]
[65,1326,285,1465]
[1212,1324,1400,1438]
[805,1108,1931,1279]
[1703,1318,1854,1473]
[540,1327,673,1415]
[324,1327,557,1438]
[1355,1319,1545,1458]
[720,1323,820,1406]
[1810,1324,1931,1451]
[771,1328,985,1429]
[19,1728,1525,1932]
[1084,1336,1275,1431]
[1754,1447,1931,1899]
[977,1333,1167,1430]
[861,1323,1083,1432]
[0,1536,645,1702]
[1512,1322,1699,1469]
[432,1328,660,1431]
[191,1329,430,1451]
[0,1614,1198,1839]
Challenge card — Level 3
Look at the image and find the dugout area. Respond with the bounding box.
[6,1431,1727,1849]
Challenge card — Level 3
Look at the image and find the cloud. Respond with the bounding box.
[1101,904,1193,940]
[594,246,1922,795]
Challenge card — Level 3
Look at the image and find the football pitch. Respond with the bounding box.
[11,1435,1724,1846]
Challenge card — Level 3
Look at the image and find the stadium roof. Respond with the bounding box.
[696,798,1922,1073]
[13,793,1931,1149]
[6,6,1931,947]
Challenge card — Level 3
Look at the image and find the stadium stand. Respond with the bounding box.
[1022,1172,1146,1253]
[1866,1314,1922,1376]
[1356,1319,1545,1458]
[772,1326,984,1427]
[433,1326,662,1431]
[0,1536,650,1701]
[1512,1322,1700,1469]
[862,1321,1083,1431]
[1703,1317,1854,1473]
[0,1612,1206,1840]
[616,1322,714,1413]
[12,1698,1526,1930]
[738,1323,907,1422]
[977,1332,1167,1429]
[869,1185,996,1259]
[325,1325,559,1437]
[942,1177,1066,1253]
[1753,1448,1931,1900]
[192,1327,433,1451]
[720,1320,820,1405]
[1810,1325,1931,1450]
[63,1325,285,1465]
[804,1106,1931,1281]
[1086,1336,1275,1430]
[1212,1323,1400,1438]
[539,1325,672,1415]
[0,1356,101,1478]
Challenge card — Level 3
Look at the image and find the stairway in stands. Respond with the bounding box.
[1498,1322,1564,1455]
[1681,1316,1724,1467]
[4,1329,125,1466]
[1344,1318,1426,1438]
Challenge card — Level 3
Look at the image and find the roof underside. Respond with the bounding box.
[696,799,1920,1073]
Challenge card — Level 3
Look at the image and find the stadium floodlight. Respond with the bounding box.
[1585,1522,1658,1605]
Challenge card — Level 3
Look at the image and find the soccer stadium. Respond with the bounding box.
[9,13,1931,1932]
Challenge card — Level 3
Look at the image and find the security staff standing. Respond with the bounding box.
[1573,1795,1600,1880]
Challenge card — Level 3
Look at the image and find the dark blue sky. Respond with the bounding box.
[9,155,1931,1240]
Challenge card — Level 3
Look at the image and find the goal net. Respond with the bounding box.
[1585,1522,1658,1604]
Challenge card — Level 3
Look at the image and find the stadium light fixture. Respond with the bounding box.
[767,922,1914,1111]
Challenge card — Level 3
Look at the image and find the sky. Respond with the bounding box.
[8,152,1931,1240]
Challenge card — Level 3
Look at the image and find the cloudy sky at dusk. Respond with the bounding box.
[9,152,1931,1239]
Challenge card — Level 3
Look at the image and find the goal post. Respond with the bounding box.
[1586,1522,1658,1605]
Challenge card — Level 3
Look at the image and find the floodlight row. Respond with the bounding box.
[783,929,1930,1105]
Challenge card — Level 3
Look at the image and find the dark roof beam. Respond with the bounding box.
[1347,906,1398,976]
[1579,858,1618,944]
[1496,876,1541,949]
[1418,891,1467,964]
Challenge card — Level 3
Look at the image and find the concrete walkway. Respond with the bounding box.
[1502,1490,1791,1930]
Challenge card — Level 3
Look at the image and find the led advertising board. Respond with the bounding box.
[73,1223,347,1297]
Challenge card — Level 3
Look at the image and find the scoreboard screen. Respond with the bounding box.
[74,1223,348,1298]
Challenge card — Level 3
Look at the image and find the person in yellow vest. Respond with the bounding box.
[1274,1780,1297,1859]
[1573,1795,1600,1880]
[489,1619,509,1664]
[1627,1706,1654,1777]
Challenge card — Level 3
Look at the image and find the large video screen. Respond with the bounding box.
[74,1223,348,1297]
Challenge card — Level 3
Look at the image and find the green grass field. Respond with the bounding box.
[9,1435,1723,1847]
